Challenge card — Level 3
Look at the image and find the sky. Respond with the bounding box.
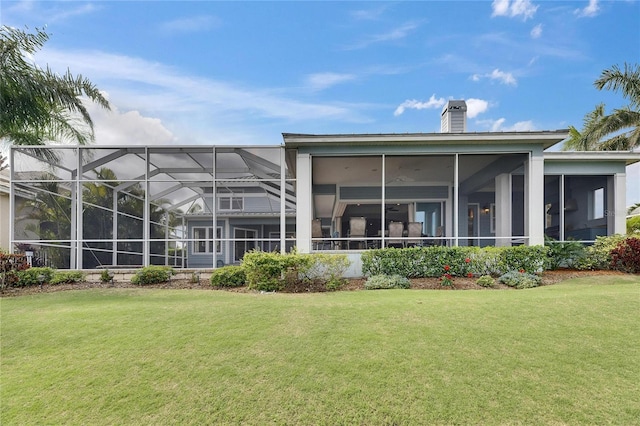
[2,0,639,204]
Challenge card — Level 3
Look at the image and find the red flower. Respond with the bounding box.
[467,273,473,278]
[444,265,451,271]
[465,258,470,263]
[519,269,525,273]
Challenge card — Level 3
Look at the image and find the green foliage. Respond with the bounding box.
[130,266,174,286]
[610,237,640,273]
[0,253,29,289]
[627,216,640,235]
[0,25,110,146]
[577,234,627,270]
[364,274,411,290]
[300,253,351,291]
[498,270,542,289]
[476,275,496,288]
[210,266,246,288]
[100,269,114,283]
[242,250,314,292]
[16,267,55,287]
[361,245,548,278]
[544,237,586,270]
[50,270,86,285]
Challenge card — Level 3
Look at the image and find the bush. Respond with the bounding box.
[16,267,55,287]
[476,275,495,288]
[627,216,640,235]
[130,266,174,285]
[545,237,586,270]
[364,274,411,290]
[210,265,246,287]
[300,253,351,291]
[242,250,314,292]
[0,253,29,289]
[577,235,626,270]
[361,245,548,278]
[498,270,542,289]
[100,269,115,283]
[50,270,86,285]
[610,237,640,273]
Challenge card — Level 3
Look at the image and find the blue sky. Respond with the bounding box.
[3,0,639,204]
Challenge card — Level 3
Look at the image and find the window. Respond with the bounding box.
[592,187,604,219]
[193,227,222,254]
[219,196,243,211]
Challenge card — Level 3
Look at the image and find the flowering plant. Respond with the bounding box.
[439,265,454,286]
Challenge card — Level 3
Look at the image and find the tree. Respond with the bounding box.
[564,63,640,151]
[0,26,110,147]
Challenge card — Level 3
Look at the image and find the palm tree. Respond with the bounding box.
[0,26,110,147]
[564,63,640,151]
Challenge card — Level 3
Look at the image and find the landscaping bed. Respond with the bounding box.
[1,269,632,297]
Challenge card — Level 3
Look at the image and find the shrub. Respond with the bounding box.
[364,274,411,290]
[16,267,55,287]
[361,245,548,278]
[130,266,174,285]
[476,275,495,287]
[498,270,542,289]
[610,237,640,273]
[242,250,314,292]
[210,265,246,287]
[50,270,86,285]
[545,237,586,270]
[577,235,626,270]
[0,253,29,289]
[627,216,640,235]
[100,269,115,283]
[300,253,351,291]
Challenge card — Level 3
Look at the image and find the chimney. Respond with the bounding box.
[441,100,467,133]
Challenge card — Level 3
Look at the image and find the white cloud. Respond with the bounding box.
[491,0,538,21]
[465,99,490,118]
[36,48,367,125]
[86,98,178,146]
[351,5,389,20]
[159,15,221,33]
[306,72,356,91]
[393,95,446,116]
[345,22,419,50]
[471,68,517,86]
[479,118,536,131]
[575,0,600,17]
[530,24,543,39]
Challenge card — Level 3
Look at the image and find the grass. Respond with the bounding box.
[2,275,639,425]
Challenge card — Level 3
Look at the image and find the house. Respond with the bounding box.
[8,101,640,275]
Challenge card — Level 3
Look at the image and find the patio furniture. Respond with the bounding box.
[407,222,423,247]
[312,219,328,250]
[348,217,367,249]
[387,221,404,248]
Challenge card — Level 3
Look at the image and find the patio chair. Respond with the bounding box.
[348,217,367,249]
[435,226,444,246]
[406,222,423,247]
[387,221,404,248]
[312,219,328,250]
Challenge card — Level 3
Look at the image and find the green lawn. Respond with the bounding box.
[2,275,639,425]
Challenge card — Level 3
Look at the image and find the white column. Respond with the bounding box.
[280,148,286,254]
[495,173,512,247]
[527,153,545,246]
[609,173,626,235]
[296,152,312,253]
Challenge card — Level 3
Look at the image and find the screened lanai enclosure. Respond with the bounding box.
[8,130,634,270]
[10,146,295,269]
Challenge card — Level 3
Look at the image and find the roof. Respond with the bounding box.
[282,130,570,150]
[544,151,640,166]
